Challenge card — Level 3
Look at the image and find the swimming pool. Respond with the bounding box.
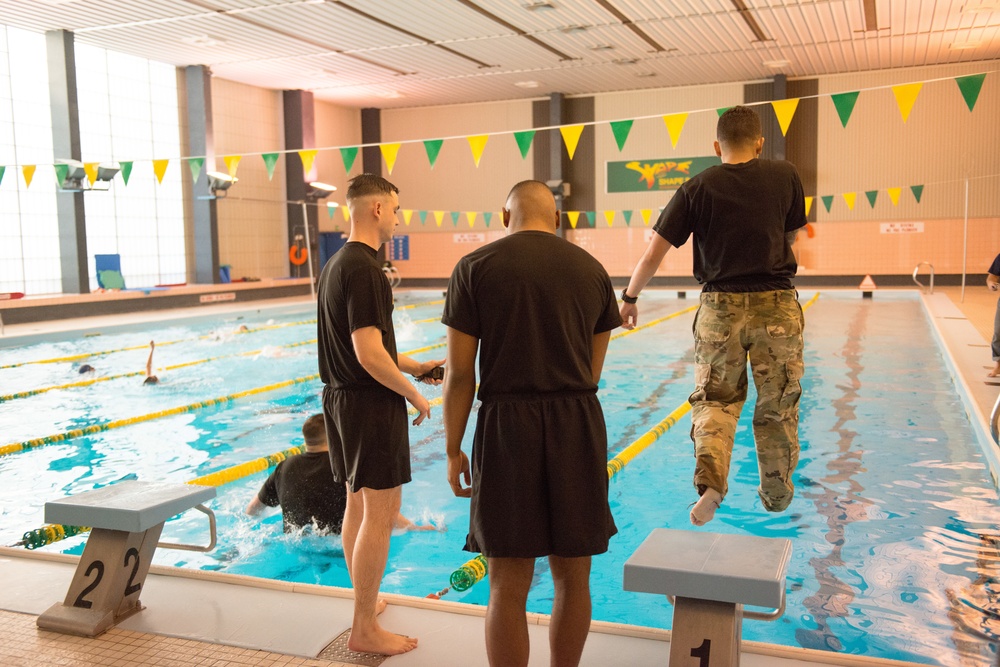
[1,291,997,666]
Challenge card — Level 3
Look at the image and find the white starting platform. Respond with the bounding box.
[623,529,791,667]
[36,481,217,637]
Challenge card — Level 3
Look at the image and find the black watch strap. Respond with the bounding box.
[621,289,638,304]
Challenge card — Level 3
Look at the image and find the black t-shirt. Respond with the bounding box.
[653,159,807,292]
[258,451,347,533]
[990,253,1000,276]
[442,231,622,401]
[317,242,397,389]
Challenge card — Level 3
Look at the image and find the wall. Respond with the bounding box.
[314,100,362,235]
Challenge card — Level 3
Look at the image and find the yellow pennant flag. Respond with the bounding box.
[22,165,36,188]
[223,155,242,178]
[380,144,401,174]
[640,209,652,226]
[434,210,445,227]
[892,83,922,122]
[298,149,317,175]
[467,135,489,167]
[771,98,800,136]
[603,210,616,227]
[566,211,580,229]
[887,187,901,206]
[83,162,100,186]
[560,125,585,160]
[341,205,350,222]
[662,113,688,149]
[465,211,477,228]
[152,159,169,183]
[843,192,856,210]
[804,196,813,217]
[402,209,413,226]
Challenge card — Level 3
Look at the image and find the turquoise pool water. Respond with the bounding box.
[1,291,998,666]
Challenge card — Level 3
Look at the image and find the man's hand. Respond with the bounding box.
[447,451,472,498]
[620,302,639,330]
[414,358,446,385]
[409,393,431,425]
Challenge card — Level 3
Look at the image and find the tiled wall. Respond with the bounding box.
[315,100,362,235]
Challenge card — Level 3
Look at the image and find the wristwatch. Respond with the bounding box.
[621,288,638,304]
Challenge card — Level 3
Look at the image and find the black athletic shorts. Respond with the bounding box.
[322,385,411,492]
[465,390,617,558]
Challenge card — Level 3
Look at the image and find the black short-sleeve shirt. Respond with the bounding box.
[442,231,622,401]
[258,451,347,533]
[990,253,1000,276]
[317,242,397,389]
[653,159,806,292]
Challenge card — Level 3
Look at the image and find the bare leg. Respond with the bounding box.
[690,488,723,526]
[341,487,386,615]
[548,556,592,667]
[485,557,535,667]
[346,486,416,655]
[989,361,1000,378]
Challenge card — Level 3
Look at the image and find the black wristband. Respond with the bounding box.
[621,288,638,304]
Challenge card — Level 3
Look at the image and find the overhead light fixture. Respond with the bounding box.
[612,58,639,66]
[376,90,404,99]
[950,40,982,49]
[963,1,1000,12]
[590,44,615,51]
[524,1,556,10]
[560,25,588,34]
[635,72,657,78]
[762,59,791,69]
[514,80,541,88]
[181,35,227,47]
[206,171,237,198]
[306,181,337,201]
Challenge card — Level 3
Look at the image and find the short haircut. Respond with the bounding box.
[302,413,327,446]
[346,174,399,202]
[717,105,762,149]
[506,179,550,203]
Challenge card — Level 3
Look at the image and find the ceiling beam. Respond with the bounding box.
[594,0,668,53]
[729,0,769,42]
[862,0,879,31]
[450,0,576,61]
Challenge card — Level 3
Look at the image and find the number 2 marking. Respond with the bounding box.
[124,547,142,597]
[72,560,105,609]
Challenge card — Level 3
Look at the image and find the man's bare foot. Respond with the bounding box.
[690,488,723,526]
[989,362,1000,378]
[347,623,418,655]
[376,598,388,616]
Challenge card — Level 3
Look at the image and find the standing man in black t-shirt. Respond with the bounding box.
[442,180,621,667]
[988,253,1000,377]
[621,105,806,526]
[316,173,443,657]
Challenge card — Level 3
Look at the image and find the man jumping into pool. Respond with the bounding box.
[620,105,806,526]
[316,173,443,656]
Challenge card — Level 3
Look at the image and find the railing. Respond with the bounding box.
[383,264,402,289]
[991,391,1000,446]
[912,262,935,294]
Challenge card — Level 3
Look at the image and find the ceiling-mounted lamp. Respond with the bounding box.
[305,181,337,201]
[206,171,237,198]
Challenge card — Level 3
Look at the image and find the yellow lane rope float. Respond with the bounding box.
[396,299,444,311]
[609,304,699,341]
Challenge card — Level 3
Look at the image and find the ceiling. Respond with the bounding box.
[2,0,999,109]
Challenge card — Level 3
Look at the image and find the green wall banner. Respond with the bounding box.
[607,156,720,193]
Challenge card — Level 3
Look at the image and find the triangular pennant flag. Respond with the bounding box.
[892,83,922,122]
[261,153,279,180]
[830,91,860,128]
[585,211,596,227]
[887,187,901,206]
[187,157,204,183]
[0,165,5,186]
[327,203,336,219]
[567,211,580,229]
[53,163,68,187]
[640,209,652,226]
[610,120,633,151]
[22,165,36,188]
[910,185,924,203]
[467,135,488,167]
[622,210,633,226]
[843,192,856,210]
[83,162,99,186]
[152,159,169,183]
[956,74,986,112]
[771,99,799,136]
[662,113,688,149]
[513,130,535,159]
[603,210,616,227]
[865,190,878,208]
[821,195,834,212]
[380,143,401,174]
[434,210,445,227]
[402,209,413,226]
[450,211,460,227]
[297,149,317,175]
[119,161,133,185]
[466,211,477,228]
[423,139,444,168]
[341,205,350,222]
[804,196,814,217]
[340,146,359,173]
[419,210,428,225]
[223,154,241,178]
[483,211,493,228]
[716,107,732,117]
[560,124,585,160]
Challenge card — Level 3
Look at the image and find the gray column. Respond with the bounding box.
[46,29,88,294]
[283,89,317,277]
[184,65,219,284]
[744,75,787,161]
[360,107,386,262]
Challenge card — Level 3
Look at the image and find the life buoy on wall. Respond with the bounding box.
[289,245,308,265]
[805,222,815,239]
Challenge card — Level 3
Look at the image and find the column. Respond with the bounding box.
[183,65,220,284]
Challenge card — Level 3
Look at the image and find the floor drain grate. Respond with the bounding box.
[317,629,390,666]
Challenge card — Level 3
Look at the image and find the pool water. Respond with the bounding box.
[1,291,998,666]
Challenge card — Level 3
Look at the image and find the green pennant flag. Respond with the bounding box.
[831,91,860,128]
[119,161,133,185]
[622,210,633,226]
[54,163,69,186]
[340,146,359,173]
[0,165,4,186]
[423,139,444,168]
[821,195,834,212]
[418,210,428,225]
[585,211,596,228]
[327,203,336,219]
[910,184,924,203]
[262,153,279,180]
[483,211,492,228]
[186,157,204,183]
[865,190,878,208]
[513,130,535,160]
[716,107,732,117]
[609,120,633,151]
[450,211,460,227]
[955,74,986,112]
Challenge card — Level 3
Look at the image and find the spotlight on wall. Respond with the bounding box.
[55,159,87,192]
[305,181,337,201]
[206,171,238,198]
[89,163,120,191]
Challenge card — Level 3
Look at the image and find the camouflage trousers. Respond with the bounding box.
[689,289,804,512]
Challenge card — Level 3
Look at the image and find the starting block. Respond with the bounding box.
[37,481,216,637]
[624,529,791,667]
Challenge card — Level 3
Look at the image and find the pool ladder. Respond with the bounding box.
[912,262,934,293]
[992,392,1000,447]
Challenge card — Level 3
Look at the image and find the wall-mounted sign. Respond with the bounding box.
[390,235,409,261]
[453,233,485,244]
[879,222,924,234]
[607,156,721,193]
[200,293,236,303]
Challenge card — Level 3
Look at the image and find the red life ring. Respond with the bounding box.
[289,246,308,266]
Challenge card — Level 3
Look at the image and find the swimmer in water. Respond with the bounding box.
[143,341,159,385]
